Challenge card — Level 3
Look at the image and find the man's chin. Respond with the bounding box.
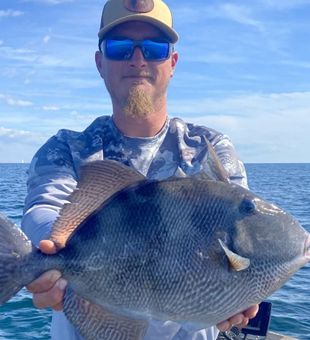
[124,87,154,119]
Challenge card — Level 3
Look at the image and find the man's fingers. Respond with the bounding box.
[217,313,244,332]
[237,317,249,328]
[243,304,259,319]
[39,240,58,254]
[217,304,259,332]
[216,317,245,332]
[32,278,67,310]
[227,313,244,327]
[27,240,66,311]
[216,320,231,332]
[27,270,62,293]
[51,302,64,312]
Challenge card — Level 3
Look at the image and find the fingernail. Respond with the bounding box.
[56,278,67,290]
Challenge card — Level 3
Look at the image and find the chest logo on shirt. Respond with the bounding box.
[123,0,154,13]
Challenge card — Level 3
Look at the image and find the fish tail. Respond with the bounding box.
[0,213,34,305]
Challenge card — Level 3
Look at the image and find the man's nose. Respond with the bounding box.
[130,47,146,67]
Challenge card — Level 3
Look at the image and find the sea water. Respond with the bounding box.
[0,163,309,339]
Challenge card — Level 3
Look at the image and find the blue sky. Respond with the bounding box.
[0,0,310,163]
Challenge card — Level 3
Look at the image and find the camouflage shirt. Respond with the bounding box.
[22,115,247,340]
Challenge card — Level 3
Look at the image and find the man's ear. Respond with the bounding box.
[95,51,105,79]
[170,51,178,78]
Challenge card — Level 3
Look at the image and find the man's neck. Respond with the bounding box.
[112,105,168,138]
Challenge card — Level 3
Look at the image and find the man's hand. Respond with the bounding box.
[216,304,259,332]
[26,240,67,311]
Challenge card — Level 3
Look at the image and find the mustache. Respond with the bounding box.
[123,71,153,78]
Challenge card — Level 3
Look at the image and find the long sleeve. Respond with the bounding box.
[21,134,78,246]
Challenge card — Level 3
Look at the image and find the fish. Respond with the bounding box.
[0,157,309,340]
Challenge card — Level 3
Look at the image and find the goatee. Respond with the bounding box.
[124,87,154,119]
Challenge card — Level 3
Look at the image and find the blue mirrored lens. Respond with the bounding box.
[104,39,170,61]
[105,39,134,60]
[142,40,170,60]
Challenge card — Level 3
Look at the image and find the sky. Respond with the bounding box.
[0,0,310,163]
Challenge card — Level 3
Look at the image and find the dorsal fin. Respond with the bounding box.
[50,160,145,250]
[202,136,230,183]
[218,239,250,271]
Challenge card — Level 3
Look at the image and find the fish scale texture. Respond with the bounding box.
[58,179,232,323]
[53,177,302,327]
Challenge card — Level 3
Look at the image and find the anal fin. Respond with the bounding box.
[63,287,148,340]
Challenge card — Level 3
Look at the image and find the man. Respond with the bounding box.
[22,0,258,339]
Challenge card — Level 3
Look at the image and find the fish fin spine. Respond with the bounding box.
[218,239,250,271]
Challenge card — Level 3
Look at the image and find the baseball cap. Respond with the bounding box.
[98,0,179,43]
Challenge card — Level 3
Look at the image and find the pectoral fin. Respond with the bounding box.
[63,286,148,340]
[218,239,250,271]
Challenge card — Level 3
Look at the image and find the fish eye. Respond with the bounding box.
[239,198,256,215]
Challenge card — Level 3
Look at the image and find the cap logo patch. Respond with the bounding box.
[123,0,154,13]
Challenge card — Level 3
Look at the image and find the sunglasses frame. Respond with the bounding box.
[99,38,173,61]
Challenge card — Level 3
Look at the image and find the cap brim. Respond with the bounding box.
[98,15,179,43]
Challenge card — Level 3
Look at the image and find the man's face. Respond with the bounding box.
[95,21,178,112]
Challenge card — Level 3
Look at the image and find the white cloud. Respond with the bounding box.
[173,4,264,32]
[170,91,310,162]
[173,4,286,64]
[22,0,73,4]
[43,35,51,44]
[0,127,46,163]
[0,126,32,139]
[218,4,265,32]
[0,67,18,78]
[0,44,69,67]
[36,55,65,66]
[42,105,60,111]
[259,0,310,10]
[45,0,73,3]
[0,45,38,63]
[0,40,93,69]
[0,126,44,148]
[171,91,310,117]
[0,94,33,107]
[0,10,24,18]
[181,51,246,64]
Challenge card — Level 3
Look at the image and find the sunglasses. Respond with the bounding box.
[100,38,172,61]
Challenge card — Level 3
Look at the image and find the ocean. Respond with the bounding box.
[0,163,309,339]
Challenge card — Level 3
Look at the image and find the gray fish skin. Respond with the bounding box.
[60,177,309,327]
[0,168,309,330]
